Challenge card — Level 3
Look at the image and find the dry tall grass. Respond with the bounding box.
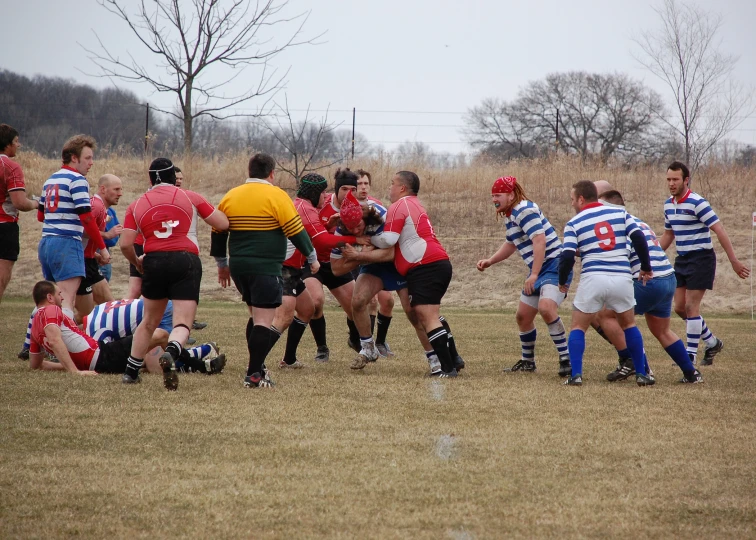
[8,152,756,313]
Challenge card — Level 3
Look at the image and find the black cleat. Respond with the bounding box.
[433,369,459,378]
[192,320,208,330]
[701,338,723,366]
[159,352,179,391]
[314,346,330,362]
[558,355,571,378]
[504,359,536,372]
[606,357,635,382]
[207,353,227,374]
[635,374,656,387]
[454,355,465,371]
[347,338,361,354]
[122,372,141,384]
[17,347,30,360]
[244,372,274,388]
[679,369,704,384]
[376,342,395,358]
[564,374,582,386]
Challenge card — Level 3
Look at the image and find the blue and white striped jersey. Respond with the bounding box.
[663,190,719,255]
[39,167,92,240]
[629,217,674,279]
[331,201,387,259]
[563,203,639,276]
[84,299,173,343]
[503,200,562,269]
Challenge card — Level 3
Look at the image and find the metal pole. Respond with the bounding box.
[351,107,356,160]
[555,108,560,151]
[751,211,754,320]
[144,103,149,152]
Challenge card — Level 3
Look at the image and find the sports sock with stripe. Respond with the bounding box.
[283,317,308,364]
[427,327,453,372]
[519,328,537,362]
[546,318,568,357]
[686,316,703,361]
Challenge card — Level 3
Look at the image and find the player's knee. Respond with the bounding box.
[515,310,529,327]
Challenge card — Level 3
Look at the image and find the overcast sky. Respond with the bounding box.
[4,0,755,154]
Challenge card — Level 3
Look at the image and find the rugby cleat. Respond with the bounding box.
[701,338,723,366]
[279,358,306,369]
[206,353,226,374]
[347,338,361,354]
[351,342,379,370]
[635,374,656,387]
[244,372,274,388]
[121,372,141,384]
[679,369,704,384]
[454,355,465,371]
[564,374,582,386]
[314,346,330,363]
[376,342,395,358]
[504,359,536,372]
[558,355,571,378]
[158,352,179,391]
[17,347,30,360]
[192,320,208,330]
[427,355,442,376]
[433,369,459,378]
[606,357,635,382]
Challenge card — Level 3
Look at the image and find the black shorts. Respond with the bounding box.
[674,249,716,290]
[282,265,306,297]
[128,243,144,278]
[303,261,353,291]
[0,222,20,261]
[406,259,452,307]
[141,251,203,302]
[232,272,283,308]
[94,336,133,373]
[76,257,106,295]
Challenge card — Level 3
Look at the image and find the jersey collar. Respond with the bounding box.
[581,202,604,210]
[62,165,79,173]
[245,178,272,185]
[674,189,691,204]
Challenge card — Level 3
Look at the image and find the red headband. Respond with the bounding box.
[492,176,517,194]
[340,190,363,229]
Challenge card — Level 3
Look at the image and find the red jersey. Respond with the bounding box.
[83,194,108,258]
[124,184,215,255]
[295,196,357,263]
[0,154,25,223]
[380,196,448,276]
[125,199,144,246]
[319,194,340,233]
[30,305,100,371]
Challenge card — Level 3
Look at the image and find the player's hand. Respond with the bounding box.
[476,259,491,272]
[639,269,653,285]
[108,225,123,239]
[559,284,570,294]
[94,252,104,265]
[218,266,231,288]
[342,244,358,261]
[326,214,340,229]
[354,235,371,246]
[309,260,320,274]
[135,254,144,275]
[98,248,111,265]
[732,260,750,279]
[77,370,98,376]
[523,274,537,295]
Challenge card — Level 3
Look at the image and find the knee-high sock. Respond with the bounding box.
[23,308,38,349]
[665,339,696,376]
[686,316,703,359]
[186,343,213,360]
[165,340,182,362]
[439,316,459,359]
[567,330,585,377]
[176,349,208,373]
[376,313,392,344]
[347,317,360,343]
[519,329,537,361]
[624,326,646,376]
[700,318,717,348]
[283,317,308,364]
[427,327,453,372]
[247,325,281,376]
[546,318,568,357]
[309,316,327,348]
[370,315,376,336]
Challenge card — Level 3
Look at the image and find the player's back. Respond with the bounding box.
[85,298,144,342]
[630,217,674,279]
[385,195,448,275]
[564,203,637,275]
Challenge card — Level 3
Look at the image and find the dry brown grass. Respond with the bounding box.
[1,299,756,538]
[7,153,756,313]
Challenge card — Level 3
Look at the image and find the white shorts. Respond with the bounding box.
[519,284,566,310]
[572,273,635,314]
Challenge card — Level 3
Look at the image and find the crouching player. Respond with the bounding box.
[476,176,572,377]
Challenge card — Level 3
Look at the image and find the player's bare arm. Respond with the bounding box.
[29,351,65,371]
[709,222,750,279]
[9,189,38,212]
[477,242,517,272]
[119,229,143,274]
[659,229,675,251]
[204,209,229,231]
[343,244,393,264]
[40,325,97,376]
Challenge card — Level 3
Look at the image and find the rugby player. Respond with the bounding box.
[659,161,750,365]
[558,180,654,386]
[121,158,229,390]
[476,176,571,377]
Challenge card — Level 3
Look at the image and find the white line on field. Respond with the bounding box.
[435,434,456,461]
[429,379,445,401]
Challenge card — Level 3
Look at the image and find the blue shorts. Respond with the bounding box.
[359,262,407,292]
[634,272,675,318]
[158,300,174,333]
[38,236,85,282]
[522,257,572,298]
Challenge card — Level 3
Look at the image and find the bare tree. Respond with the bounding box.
[634,0,754,167]
[264,97,346,183]
[83,0,320,154]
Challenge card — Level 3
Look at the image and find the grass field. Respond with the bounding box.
[1,299,755,538]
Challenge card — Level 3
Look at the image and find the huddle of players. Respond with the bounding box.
[478,163,750,386]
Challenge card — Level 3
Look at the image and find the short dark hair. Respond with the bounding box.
[667,161,690,180]
[173,166,182,174]
[572,180,598,202]
[62,134,96,164]
[248,153,276,179]
[600,190,625,206]
[148,157,176,186]
[33,281,56,305]
[0,124,19,150]
[395,171,420,195]
[356,169,372,185]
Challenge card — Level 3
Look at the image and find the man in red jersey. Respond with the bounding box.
[120,158,229,390]
[370,171,461,377]
[28,281,164,375]
[0,124,38,304]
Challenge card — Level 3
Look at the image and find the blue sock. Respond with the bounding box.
[567,330,585,376]
[624,326,646,376]
[665,339,695,375]
[617,348,629,359]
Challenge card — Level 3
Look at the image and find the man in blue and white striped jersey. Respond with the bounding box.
[659,161,750,366]
[558,180,654,387]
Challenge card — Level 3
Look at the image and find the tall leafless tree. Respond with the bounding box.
[634,0,754,168]
[83,0,321,154]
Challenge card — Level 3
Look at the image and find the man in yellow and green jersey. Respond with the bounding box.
[211,153,319,389]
